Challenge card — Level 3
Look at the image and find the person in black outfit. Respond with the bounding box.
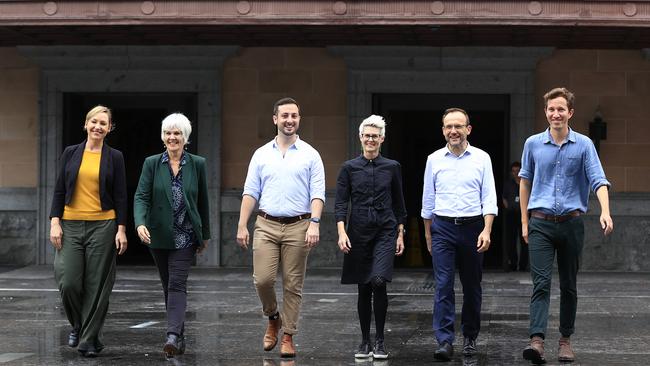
[335,115,407,360]
[502,161,528,271]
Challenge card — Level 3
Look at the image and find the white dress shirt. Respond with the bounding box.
[243,136,326,217]
[421,143,498,219]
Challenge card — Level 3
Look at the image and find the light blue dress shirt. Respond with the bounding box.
[519,128,610,215]
[243,136,326,217]
[421,143,498,219]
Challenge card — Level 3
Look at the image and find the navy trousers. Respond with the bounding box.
[430,217,484,345]
[150,246,196,336]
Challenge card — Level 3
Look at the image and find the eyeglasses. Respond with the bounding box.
[361,133,381,141]
[443,124,467,131]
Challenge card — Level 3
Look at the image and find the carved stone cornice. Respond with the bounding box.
[0,1,648,27]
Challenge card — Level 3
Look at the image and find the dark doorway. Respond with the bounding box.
[373,94,509,269]
[63,93,198,265]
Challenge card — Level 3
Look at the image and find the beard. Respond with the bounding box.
[279,126,297,136]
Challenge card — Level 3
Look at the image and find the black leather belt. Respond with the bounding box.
[258,211,310,225]
[435,215,483,225]
[530,210,580,223]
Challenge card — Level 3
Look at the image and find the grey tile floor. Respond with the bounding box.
[0,265,648,365]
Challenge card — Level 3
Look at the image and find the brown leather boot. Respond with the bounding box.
[558,337,575,362]
[523,336,546,364]
[263,316,282,351]
[280,333,296,358]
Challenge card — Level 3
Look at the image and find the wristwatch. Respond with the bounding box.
[309,217,321,224]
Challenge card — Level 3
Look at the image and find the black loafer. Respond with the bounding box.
[68,329,80,348]
[462,337,477,356]
[164,334,180,358]
[434,342,453,361]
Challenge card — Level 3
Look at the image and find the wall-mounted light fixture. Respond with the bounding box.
[589,108,607,154]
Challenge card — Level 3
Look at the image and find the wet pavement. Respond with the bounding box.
[0,265,648,365]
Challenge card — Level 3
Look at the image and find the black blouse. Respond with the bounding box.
[335,155,407,225]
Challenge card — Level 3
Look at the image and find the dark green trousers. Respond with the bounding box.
[54,219,116,352]
[528,216,584,338]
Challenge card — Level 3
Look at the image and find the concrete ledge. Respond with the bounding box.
[587,192,650,216]
[0,187,36,211]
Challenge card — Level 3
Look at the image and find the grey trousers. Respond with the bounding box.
[54,219,117,352]
[149,246,196,336]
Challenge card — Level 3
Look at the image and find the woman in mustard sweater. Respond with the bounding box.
[134,113,210,358]
[49,105,128,357]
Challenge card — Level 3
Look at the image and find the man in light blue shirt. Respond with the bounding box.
[421,108,498,361]
[236,97,325,358]
[520,87,613,365]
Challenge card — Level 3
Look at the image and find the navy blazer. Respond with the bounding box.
[49,140,128,225]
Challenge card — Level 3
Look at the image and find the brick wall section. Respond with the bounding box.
[221,48,347,189]
[0,47,38,187]
[536,49,650,192]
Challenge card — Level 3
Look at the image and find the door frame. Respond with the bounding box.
[19,45,238,266]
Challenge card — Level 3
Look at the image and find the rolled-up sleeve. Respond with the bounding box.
[480,153,498,216]
[309,151,326,203]
[585,140,611,192]
[519,137,534,181]
[243,152,261,201]
[421,156,435,219]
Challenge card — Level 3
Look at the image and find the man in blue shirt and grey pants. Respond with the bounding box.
[520,87,614,364]
[421,108,498,361]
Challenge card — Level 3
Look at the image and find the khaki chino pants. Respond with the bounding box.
[253,216,311,335]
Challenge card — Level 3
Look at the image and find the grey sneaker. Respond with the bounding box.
[462,337,477,356]
[354,341,373,358]
[373,339,388,359]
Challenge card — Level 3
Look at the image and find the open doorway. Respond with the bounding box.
[63,93,198,265]
[373,94,509,269]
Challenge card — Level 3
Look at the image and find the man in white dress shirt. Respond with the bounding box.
[421,108,498,361]
[236,97,325,358]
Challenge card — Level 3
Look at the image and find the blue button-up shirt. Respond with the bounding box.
[421,143,498,219]
[243,136,326,217]
[519,128,610,215]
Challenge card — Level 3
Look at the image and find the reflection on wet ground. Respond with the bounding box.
[1,266,649,365]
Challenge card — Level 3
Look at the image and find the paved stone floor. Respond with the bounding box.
[0,265,648,365]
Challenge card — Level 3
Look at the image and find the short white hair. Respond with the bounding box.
[358,114,386,137]
[161,113,192,145]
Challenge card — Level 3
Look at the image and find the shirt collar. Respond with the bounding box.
[161,151,187,165]
[444,142,473,157]
[543,127,576,145]
[272,135,301,151]
[360,154,383,166]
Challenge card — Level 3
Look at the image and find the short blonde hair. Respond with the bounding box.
[358,115,386,137]
[86,105,112,123]
[161,113,192,145]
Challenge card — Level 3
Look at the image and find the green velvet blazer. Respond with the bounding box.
[134,152,211,249]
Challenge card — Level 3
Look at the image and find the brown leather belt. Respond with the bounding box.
[258,211,310,225]
[530,210,581,223]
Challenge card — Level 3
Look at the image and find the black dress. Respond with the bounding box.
[335,155,407,284]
